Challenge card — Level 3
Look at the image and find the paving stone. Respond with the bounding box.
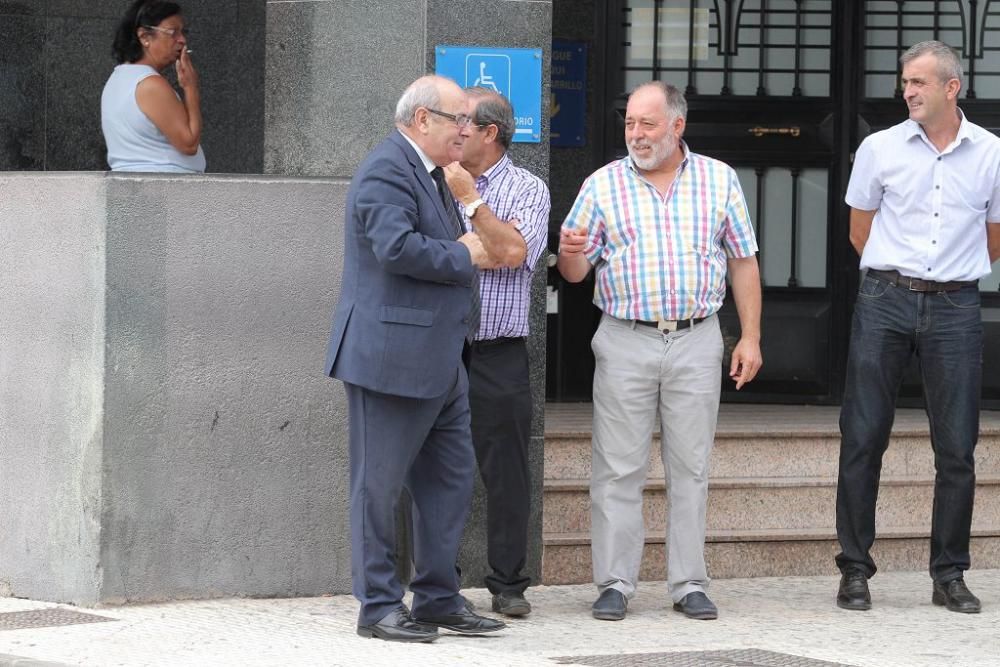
[0,571,997,666]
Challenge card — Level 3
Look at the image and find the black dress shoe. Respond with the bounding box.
[673,592,718,620]
[837,568,871,611]
[933,578,981,614]
[357,606,438,643]
[591,588,627,621]
[492,591,531,616]
[414,604,506,634]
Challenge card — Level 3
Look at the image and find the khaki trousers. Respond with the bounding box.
[590,313,722,602]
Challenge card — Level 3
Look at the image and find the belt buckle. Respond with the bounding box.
[656,319,678,333]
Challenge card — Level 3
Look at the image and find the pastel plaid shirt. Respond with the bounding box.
[562,144,757,321]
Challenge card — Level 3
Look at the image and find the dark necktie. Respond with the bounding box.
[431,167,465,238]
[431,167,480,341]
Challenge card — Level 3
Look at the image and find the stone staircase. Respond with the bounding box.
[542,404,1000,585]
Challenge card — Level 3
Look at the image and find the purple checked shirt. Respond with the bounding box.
[461,153,550,341]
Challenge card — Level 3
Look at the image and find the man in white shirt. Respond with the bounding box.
[836,40,1000,614]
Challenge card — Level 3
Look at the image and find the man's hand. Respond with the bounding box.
[443,162,478,203]
[559,229,588,256]
[726,255,763,390]
[729,337,762,390]
[458,232,489,267]
[556,228,591,282]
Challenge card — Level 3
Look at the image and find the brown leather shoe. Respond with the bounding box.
[837,569,871,611]
[933,578,981,614]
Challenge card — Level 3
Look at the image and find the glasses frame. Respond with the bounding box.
[425,108,474,128]
[142,25,191,40]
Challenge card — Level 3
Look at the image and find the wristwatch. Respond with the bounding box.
[463,198,485,219]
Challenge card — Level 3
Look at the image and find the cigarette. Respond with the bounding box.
[185,49,193,54]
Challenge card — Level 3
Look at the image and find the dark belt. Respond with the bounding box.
[470,336,526,349]
[633,317,705,333]
[867,269,977,293]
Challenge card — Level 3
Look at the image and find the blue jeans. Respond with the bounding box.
[835,272,982,583]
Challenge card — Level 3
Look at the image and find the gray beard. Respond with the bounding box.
[627,141,671,171]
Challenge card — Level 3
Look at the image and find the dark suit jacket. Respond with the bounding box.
[325,130,476,399]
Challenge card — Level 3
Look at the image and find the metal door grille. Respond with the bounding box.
[622,1,834,97]
[864,0,1000,99]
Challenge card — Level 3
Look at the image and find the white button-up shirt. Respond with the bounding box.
[845,111,1000,282]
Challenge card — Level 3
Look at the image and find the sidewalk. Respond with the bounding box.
[1,570,997,666]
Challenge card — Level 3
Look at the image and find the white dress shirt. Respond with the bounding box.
[398,129,436,174]
[845,111,1000,282]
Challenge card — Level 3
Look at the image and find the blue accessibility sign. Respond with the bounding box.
[435,45,543,143]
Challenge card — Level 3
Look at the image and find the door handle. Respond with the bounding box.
[748,126,801,137]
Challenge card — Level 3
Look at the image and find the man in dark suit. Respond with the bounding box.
[325,75,506,643]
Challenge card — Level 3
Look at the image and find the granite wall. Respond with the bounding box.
[0,0,265,173]
[1,172,349,604]
[0,173,107,604]
[264,0,552,592]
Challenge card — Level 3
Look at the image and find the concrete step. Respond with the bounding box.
[542,474,1000,534]
[544,433,1000,481]
[541,528,1000,584]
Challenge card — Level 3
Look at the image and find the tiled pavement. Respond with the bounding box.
[1,570,998,666]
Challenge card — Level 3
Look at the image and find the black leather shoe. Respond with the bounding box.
[591,588,627,621]
[673,592,718,620]
[492,591,531,616]
[414,604,506,634]
[837,569,871,611]
[356,606,438,643]
[933,578,981,614]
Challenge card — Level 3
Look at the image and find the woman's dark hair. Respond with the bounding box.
[111,0,182,64]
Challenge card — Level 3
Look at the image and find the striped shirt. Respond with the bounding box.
[462,153,550,340]
[562,144,757,321]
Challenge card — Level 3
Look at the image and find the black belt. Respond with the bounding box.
[867,269,977,293]
[633,317,704,333]
[470,336,526,349]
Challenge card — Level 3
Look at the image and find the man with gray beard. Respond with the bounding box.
[557,81,762,622]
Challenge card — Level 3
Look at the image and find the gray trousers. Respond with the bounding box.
[590,313,722,602]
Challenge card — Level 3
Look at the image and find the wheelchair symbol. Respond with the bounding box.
[465,53,510,97]
[473,61,500,92]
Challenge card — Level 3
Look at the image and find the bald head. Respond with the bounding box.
[395,75,464,127]
[395,75,470,166]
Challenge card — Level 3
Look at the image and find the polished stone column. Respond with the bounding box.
[264,0,552,592]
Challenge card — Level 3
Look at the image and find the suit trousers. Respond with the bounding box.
[468,337,533,594]
[836,275,981,583]
[590,314,722,603]
[345,365,476,626]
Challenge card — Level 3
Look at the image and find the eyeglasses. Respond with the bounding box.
[143,25,191,40]
[426,108,474,128]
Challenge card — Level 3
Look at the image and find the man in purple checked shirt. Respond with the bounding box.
[444,87,551,617]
